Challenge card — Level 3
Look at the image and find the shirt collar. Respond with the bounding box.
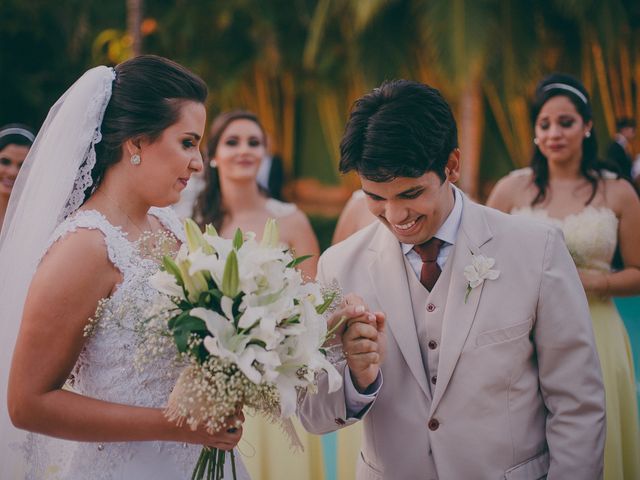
[401,185,463,254]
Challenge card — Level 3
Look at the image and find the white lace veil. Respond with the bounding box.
[0,65,115,477]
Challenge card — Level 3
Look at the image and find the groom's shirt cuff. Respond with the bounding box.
[344,367,383,419]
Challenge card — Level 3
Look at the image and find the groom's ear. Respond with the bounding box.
[445,149,461,183]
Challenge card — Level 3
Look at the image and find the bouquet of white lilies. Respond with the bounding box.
[148,218,342,480]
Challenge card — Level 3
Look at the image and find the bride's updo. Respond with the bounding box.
[87,55,208,200]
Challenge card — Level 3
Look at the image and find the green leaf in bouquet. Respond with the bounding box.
[280,313,301,326]
[231,295,245,328]
[162,255,184,287]
[286,254,313,268]
[221,250,240,298]
[174,315,207,333]
[316,290,337,314]
[247,339,267,348]
[167,314,181,330]
[174,328,190,353]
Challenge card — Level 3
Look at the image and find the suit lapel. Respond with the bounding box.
[430,196,493,413]
[368,225,431,399]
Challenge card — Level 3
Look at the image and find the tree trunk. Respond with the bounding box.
[127,0,143,56]
[457,78,484,200]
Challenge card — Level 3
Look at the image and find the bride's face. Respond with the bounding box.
[135,101,206,206]
[0,144,29,199]
[213,119,266,183]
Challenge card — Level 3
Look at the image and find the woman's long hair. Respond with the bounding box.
[529,73,610,206]
[193,110,266,230]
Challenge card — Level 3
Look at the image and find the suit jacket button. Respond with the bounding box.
[428,419,440,431]
[427,303,436,312]
[431,375,437,384]
[428,340,438,350]
[335,418,346,426]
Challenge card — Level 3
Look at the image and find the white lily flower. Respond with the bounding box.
[148,270,184,298]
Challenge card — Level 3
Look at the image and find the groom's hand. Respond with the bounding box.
[344,310,386,393]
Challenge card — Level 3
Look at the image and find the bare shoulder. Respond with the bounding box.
[278,205,312,231]
[486,168,533,212]
[601,177,640,215]
[38,227,120,294]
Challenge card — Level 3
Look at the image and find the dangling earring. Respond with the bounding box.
[533,138,539,145]
[585,131,591,138]
[130,153,141,165]
[209,159,217,169]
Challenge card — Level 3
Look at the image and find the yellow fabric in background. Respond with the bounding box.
[240,415,363,479]
[337,422,362,480]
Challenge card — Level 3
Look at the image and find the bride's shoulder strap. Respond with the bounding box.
[44,209,134,273]
[149,206,186,243]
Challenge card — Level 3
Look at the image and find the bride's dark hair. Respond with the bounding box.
[193,110,266,230]
[529,73,608,206]
[86,55,208,200]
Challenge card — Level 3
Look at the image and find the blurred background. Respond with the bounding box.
[2,0,640,247]
[2,2,639,478]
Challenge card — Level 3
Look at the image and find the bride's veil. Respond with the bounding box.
[0,65,115,477]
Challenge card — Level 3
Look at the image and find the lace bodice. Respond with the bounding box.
[22,207,244,479]
[511,206,619,272]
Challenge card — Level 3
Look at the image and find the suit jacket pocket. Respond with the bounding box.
[356,452,384,480]
[475,317,533,347]
[504,451,549,480]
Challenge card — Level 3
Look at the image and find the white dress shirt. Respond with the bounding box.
[344,185,464,417]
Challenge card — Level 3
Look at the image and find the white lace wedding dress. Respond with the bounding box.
[21,207,250,480]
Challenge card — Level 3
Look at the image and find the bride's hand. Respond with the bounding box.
[578,268,609,296]
[174,409,245,450]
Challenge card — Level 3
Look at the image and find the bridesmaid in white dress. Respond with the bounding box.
[1,56,249,479]
[487,73,640,480]
[193,110,322,479]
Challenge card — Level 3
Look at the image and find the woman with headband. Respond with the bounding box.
[0,124,35,231]
[488,73,640,479]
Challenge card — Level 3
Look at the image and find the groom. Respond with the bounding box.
[300,80,605,479]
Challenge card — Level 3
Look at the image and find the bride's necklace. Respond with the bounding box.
[95,188,152,237]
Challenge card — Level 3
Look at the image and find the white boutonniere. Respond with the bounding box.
[463,253,500,303]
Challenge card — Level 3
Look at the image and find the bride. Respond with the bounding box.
[0,55,250,479]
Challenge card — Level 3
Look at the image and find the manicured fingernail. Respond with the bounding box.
[355,305,365,314]
[368,313,376,321]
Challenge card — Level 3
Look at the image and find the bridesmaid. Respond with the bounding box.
[487,73,640,479]
[193,110,324,479]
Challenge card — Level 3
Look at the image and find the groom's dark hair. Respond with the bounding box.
[339,79,458,182]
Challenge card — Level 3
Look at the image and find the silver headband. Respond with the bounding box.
[0,127,35,143]
[542,83,587,104]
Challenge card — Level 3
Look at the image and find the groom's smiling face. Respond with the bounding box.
[360,150,460,245]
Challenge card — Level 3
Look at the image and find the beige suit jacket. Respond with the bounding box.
[300,194,605,479]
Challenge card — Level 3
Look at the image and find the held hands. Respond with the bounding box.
[327,293,386,393]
